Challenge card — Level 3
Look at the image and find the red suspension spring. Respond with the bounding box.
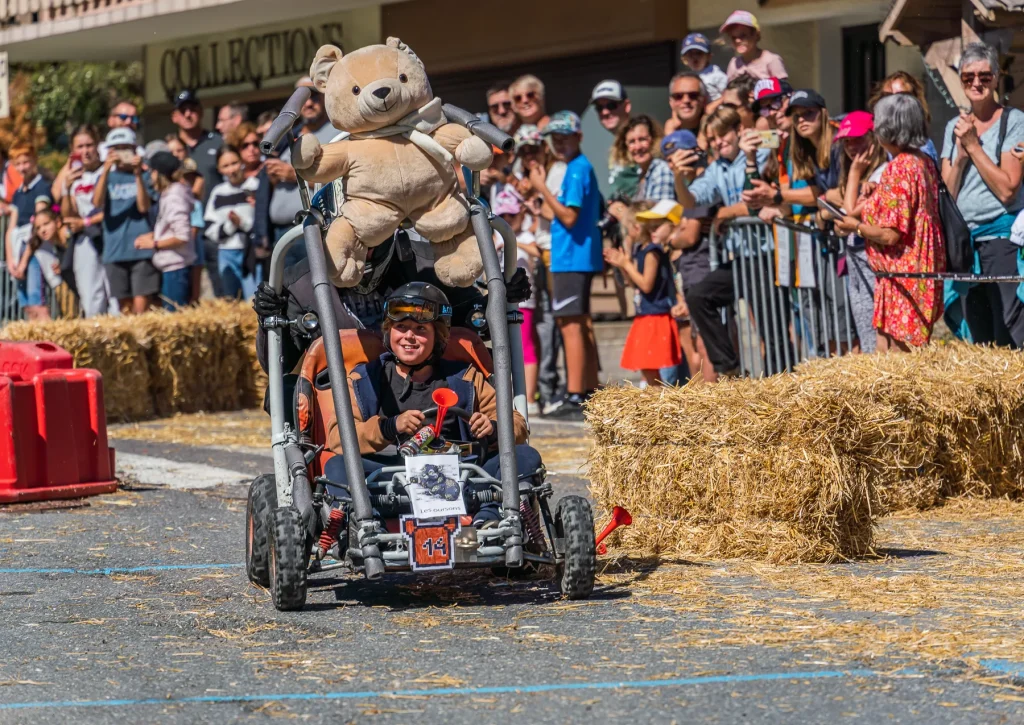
[519,499,545,551]
[318,509,345,558]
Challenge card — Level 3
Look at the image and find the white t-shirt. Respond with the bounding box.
[69,166,104,240]
[522,161,567,252]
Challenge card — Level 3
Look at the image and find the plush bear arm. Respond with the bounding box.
[434,124,493,172]
[299,140,352,185]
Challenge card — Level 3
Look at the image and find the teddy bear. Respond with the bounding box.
[290,37,493,288]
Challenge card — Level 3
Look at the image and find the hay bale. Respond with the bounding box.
[0,300,264,421]
[0,317,153,421]
[586,343,1024,563]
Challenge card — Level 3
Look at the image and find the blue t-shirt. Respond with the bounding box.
[550,154,602,273]
[101,169,153,264]
[633,243,674,316]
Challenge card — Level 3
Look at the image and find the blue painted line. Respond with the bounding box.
[979,660,1024,678]
[0,668,878,711]
[0,563,242,576]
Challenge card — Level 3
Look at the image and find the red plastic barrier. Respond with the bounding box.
[0,342,117,504]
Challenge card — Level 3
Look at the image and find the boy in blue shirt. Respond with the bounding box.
[526,111,602,419]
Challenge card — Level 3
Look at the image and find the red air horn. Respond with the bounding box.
[432,388,458,437]
[595,506,632,554]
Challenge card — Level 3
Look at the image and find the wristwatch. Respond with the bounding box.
[772,189,783,206]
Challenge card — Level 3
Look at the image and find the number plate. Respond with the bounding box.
[401,516,460,571]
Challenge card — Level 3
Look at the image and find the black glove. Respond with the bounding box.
[506,267,532,305]
[253,282,287,322]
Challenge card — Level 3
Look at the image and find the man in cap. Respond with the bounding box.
[680,33,728,102]
[528,111,602,419]
[589,79,635,192]
[721,10,788,81]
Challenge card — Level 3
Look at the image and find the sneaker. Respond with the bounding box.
[527,401,541,416]
[541,399,563,416]
[545,394,585,421]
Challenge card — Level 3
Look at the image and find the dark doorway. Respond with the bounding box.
[843,24,887,113]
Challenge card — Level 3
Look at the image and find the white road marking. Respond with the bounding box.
[115,452,249,490]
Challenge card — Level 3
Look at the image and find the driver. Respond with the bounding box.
[323,282,535,526]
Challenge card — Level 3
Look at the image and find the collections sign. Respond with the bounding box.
[144,8,380,105]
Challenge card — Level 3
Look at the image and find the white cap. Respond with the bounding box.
[105,127,137,147]
[589,80,627,104]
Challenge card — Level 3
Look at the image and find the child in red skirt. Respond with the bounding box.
[603,200,683,385]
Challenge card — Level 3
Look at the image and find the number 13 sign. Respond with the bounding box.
[401,516,460,571]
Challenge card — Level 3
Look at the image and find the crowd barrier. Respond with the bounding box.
[0,216,61,325]
[707,217,856,378]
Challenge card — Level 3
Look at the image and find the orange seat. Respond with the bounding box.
[295,327,493,477]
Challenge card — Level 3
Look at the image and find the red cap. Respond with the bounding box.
[834,111,874,140]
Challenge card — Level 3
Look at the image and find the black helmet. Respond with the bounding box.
[382,281,453,360]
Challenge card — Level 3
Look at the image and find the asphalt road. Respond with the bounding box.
[0,424,1022,724]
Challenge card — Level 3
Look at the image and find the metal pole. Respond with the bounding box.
[729,246,742,375]
[762,224,785,376]
[490,214,529,425]
[753,227,774,376]
[735,235,751,377]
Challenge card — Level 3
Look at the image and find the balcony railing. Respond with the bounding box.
[0,0,150,29]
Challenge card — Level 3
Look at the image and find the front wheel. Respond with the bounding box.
[268,507,309,611]
[554,496,596,600]
[245,474,276,587]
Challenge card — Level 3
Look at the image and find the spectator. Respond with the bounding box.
[511,75,550,130]
[172,89,224,295]
[664,72,707,137]
[255,110,278,137]
[98,99,142,161]
[680,32,728,102]
[60,125,115,318]
[869,71,938,162]
[590,80,639,201]
[231,122,270,281]
[836,94,945,352]
[604,200,683,386]
[941,42,1024,347]
[230,122,263,179]
[26,209,76,319]
[716,75,757,131]
[661,130,715,381]
[205,146,259,300]
[610,116,673,204]
[529,111,601,418]
[513,124,566,412]
[4,144,52,321]
[296,80,338,142]
[181,158,207,304]
[133,152,196,310]
[215,102,248,138]
[745,78,792,218]
[822,111,888,353]
[671,105,771,376]
[721,10,788,82]
[93,128,158,315]
[486,81,519,134]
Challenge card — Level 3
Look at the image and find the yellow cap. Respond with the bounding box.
[635,200,683,225]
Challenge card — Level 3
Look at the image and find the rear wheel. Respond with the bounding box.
[268,507,309,611]
[554,496,596,600]
[245,474,276,587]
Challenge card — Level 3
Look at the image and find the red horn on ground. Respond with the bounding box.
[595,506,632,554]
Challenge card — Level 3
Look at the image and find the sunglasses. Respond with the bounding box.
[385,298,452,325]
[115,113,139,124]
[241,141,260,150]
[758,98,785,115]
[489,101,513,113]
[517,144,543,155]
[960,71,994,86]
[792,108,821,123]
[513,90,538,104]
[670,91,702,102]
[595,100,620,113]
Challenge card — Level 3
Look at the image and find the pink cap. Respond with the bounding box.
[834,111,874,140]
[492,186,523,216]
[720,10,760,33]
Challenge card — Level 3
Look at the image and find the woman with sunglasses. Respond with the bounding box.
[510,75,550,131]
[228,123,264,180]
[941,41,1024,347]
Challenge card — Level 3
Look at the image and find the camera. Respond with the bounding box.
[597,192,631,247]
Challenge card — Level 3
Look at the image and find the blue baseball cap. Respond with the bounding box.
[542,110,582,136]
[681,33,711,56]
[660,130,698,157]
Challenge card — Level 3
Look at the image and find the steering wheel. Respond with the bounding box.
[421,405,472,425]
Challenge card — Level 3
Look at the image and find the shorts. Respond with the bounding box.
[16,256,44,307]
[105,259,161,300]
[551,272,594,318]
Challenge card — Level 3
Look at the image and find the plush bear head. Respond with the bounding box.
[310,37,433,135]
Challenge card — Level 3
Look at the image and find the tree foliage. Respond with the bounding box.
[24,62,143,149]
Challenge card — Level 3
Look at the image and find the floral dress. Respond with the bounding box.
[862,152,946,346]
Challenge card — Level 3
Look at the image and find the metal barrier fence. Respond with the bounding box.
[708,217,858,378]
[0,214,62,326]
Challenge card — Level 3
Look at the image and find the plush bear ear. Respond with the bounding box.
[385,36,425,69]
[310,45,344,93]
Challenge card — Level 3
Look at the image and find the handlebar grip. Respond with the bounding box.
[259,87,312,156]
[442,103,514,154]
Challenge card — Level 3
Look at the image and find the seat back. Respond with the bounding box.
[295,327,492,477]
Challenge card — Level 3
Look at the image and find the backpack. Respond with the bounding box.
[942,108,1014,273]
